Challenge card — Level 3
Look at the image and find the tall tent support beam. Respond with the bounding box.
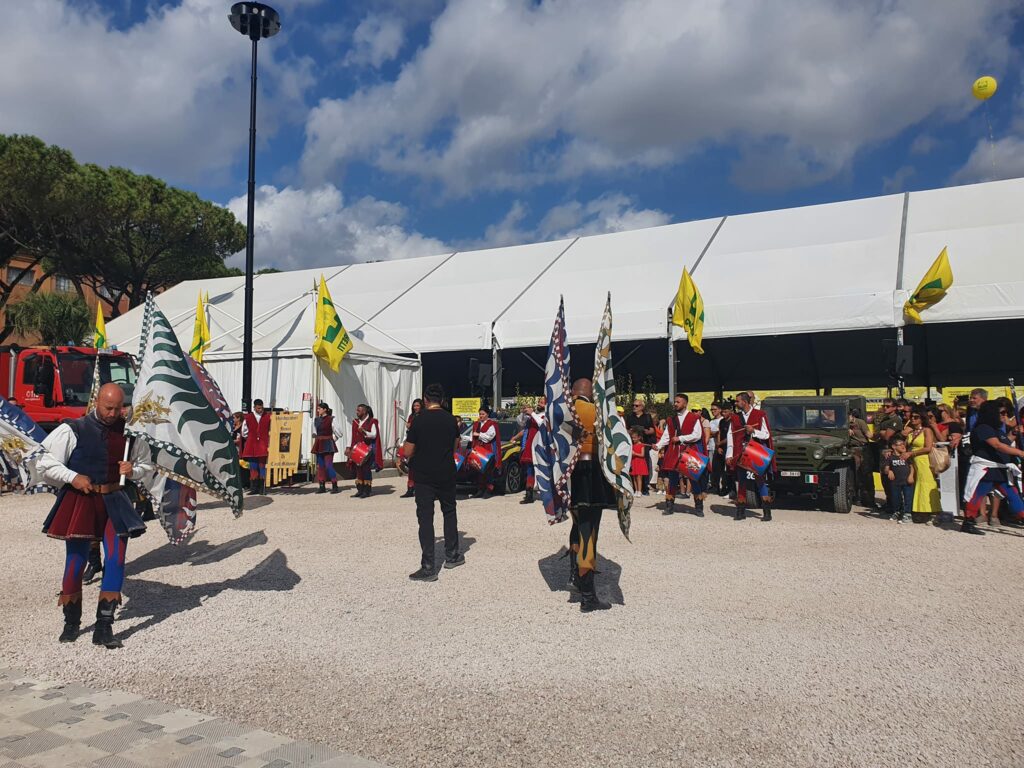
[894,192,911,398]
[491,334,502,406]
[352,251,460,333]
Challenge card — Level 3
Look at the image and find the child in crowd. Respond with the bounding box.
[883,435,915,523]
[629,426,648,494]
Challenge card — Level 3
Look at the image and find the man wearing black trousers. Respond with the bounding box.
[402,384,464,582]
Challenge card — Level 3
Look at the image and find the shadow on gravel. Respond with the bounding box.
[128,531,270,576]
[119,548,300,640]
[243,496,274,510]
[710,504,739,519]
[537,548,624,606]
[435,532,476,564]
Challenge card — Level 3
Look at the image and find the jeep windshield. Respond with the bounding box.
[766,404,848,431]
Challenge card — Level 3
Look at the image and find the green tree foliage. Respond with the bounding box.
[5,292,91,346]
[0,134,246,340]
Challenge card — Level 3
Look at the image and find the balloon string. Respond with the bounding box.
[984,102,996,179]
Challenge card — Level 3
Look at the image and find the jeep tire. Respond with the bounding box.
[503,461,523,495]
[827,465,853,514]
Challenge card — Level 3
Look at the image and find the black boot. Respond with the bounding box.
[520,488,534,504]
[694,497,705,517]
[662,498,675,515]
[400,487,415,498]
[352,486,364,498]
[317,482,326,494]
[735,507,746,521]
[567,551,580,593]
[58,599,81,643]
[330,482,340,494]
[961,518,985,536]
[762,504,772,522]
[92,598,123,649]
[247,479,260,495]
[82,546,103,584]
[579,571,611,613]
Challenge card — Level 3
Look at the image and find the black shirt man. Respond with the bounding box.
[403,383,463,581]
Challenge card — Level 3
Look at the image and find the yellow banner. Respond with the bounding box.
[268,411,303,473]
[451,397,482,419]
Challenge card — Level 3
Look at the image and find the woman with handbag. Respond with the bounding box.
[901,405,942,521]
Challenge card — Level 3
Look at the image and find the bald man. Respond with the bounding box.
[38,383,151,649]
[566,378,616,612]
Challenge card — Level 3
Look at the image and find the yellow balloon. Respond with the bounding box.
[972,76,998,101]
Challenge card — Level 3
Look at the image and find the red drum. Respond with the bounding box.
[678,448,708,482]
[349,442,371,466]
[453,452,466,471]
[738,441,774,475]
[466,446,493,474]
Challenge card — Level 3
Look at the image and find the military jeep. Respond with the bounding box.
[762,395,868,514]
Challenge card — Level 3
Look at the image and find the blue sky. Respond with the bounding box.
[3,0,1022,270]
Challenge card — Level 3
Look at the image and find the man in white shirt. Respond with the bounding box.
[725,392,775,522]
[39,383,151,648]
[655,394,706,515]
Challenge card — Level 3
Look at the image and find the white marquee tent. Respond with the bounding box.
[107,176,1024,413]
[107,275,422,463]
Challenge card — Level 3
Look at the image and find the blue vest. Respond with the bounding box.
[66,414,126,485]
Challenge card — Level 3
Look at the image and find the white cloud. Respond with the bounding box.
[0,0,315,185]
[344,15,405,68]
[225,183,448,270]
[301,0,1017,195]
[910,134,941,155]
[951,136,1024,185]
[882,165,916,194]
[477,193,671,248]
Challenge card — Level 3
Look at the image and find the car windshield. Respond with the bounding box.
[767,404,848,430]
[57,353,136,406]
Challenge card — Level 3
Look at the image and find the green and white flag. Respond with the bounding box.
[127,293,243,518]
[594,292,633,540]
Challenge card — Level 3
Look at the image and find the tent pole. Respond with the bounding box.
[491,332,503,409]
[667,308,676,398]
[896,327,906,398]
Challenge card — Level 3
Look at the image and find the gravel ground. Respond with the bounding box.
[2,482,1023,768]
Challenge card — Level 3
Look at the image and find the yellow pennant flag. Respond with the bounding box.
[93,303,107,349]
[904,246,953,324]
[312,275,353,372]
[189,291,211,362]
[671,267,705,354]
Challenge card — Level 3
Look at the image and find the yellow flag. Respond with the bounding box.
[189,291,210,362]
[93,303,107,349]
[904,247,953,324]
[312,275,353,372]
[671,267,705,354]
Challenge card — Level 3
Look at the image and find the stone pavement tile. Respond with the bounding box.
[254,739,345,766]
[48,711,131,740]
[0,729,72,759]
[210,729,291,758]
[18,740,108,767]
[144,709,215,734]
[116,735,212,767]
[19,701,87,728]
[161,745,253,768]
[83,723,160,754]
[69,691,145,711]
[0,717,36,740]
[0,691,67,719]
[91,756,149,768]
[172,718,251,743]
[110,700,177,721]
[0,761,30,768]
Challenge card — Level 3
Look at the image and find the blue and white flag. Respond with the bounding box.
[127,294,243,528]
[594,293,633,540]
[535,297,579,525]
[0,396,51,493]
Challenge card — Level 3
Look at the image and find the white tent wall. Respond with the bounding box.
[197,354,420,465]
[897,177,1024,324]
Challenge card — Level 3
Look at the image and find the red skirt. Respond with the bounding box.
[630,456,649,477]
[43,487,146,540]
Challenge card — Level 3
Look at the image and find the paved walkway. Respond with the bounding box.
[0,668,385,768]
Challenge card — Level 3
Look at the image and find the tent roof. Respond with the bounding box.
[108,177,1024,357]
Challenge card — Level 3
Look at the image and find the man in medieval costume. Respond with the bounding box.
[312,402,343,494]
[469,407,502,499]
[726,391,776,521]
[241,399,271,495]
[347,403,383,498]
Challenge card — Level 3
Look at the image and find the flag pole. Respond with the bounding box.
[666,307,676,398]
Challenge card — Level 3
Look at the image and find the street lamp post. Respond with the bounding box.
[228,2,280,413]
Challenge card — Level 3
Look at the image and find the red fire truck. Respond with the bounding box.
[0,345,136,431]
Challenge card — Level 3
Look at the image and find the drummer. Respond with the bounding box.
[469,407,502,499]
[726,391,776,522]
[346,404,383,499]
[655,394,707,515]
